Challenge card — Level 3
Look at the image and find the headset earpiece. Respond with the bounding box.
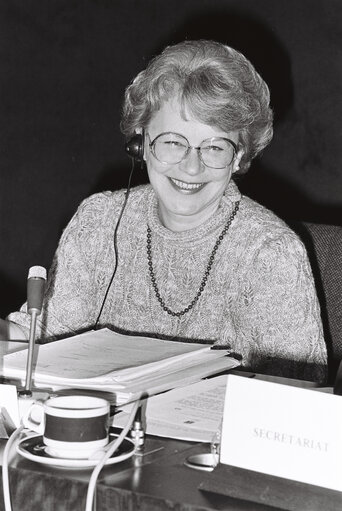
[125,134,144,161]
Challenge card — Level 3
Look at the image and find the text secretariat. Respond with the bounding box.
[253,427,329,452]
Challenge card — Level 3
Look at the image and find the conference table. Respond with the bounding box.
[1,371,341,511]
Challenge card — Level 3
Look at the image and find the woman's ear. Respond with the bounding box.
[232,148,244,173]
[142,130,147,162]
[134,128,146,161]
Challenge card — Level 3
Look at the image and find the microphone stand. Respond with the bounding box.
[20,309,39,397]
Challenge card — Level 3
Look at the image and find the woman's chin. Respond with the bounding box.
[159,201,217,230]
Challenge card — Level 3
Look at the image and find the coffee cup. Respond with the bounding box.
[22,395,110,459]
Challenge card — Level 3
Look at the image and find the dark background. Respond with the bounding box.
[1,0,342,317]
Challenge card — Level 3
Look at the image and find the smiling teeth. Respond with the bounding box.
[171,178,203,190]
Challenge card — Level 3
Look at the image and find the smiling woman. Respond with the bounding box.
[2,40,327,384]
[144,98,242,230]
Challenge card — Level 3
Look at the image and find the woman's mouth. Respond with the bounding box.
[169,177,205,194]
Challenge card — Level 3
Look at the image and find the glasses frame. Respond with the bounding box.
[148,132,238,169]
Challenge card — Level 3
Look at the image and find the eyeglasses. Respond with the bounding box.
[148,132,237,169]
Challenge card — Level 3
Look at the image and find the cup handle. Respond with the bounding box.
[21,402,44,434]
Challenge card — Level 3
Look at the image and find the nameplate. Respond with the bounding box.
[220,375,342,492]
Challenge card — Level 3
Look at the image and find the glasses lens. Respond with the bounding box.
[152,133,188,164]
[200,138,236,168]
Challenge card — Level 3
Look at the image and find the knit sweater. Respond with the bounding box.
[8,181,327,382]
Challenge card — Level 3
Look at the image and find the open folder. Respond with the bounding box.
[0,328,240,404]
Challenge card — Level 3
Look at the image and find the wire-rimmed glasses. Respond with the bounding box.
[148,132,237,169]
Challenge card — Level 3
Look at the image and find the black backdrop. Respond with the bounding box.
[1,0,342,317]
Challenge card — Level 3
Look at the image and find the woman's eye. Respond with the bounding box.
[164,140,184,148]
[204,145,223,152]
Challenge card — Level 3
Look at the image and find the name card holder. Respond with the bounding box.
[199,375,342,511]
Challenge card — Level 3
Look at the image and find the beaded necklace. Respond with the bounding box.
[146,201,240,317]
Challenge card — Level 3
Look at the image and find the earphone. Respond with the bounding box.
[125,133,144,162]
[94,136,140,329]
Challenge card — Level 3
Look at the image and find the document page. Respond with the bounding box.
[115,374,229,442]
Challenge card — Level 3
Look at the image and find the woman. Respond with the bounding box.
[2,40,327,382]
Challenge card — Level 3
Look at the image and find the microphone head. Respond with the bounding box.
[28,266,47,280]
[27,266,47,314]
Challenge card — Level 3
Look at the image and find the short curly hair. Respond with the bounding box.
[121,40,273,174]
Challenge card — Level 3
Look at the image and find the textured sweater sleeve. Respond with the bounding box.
[7,192,117,340]
[230,233,327,383]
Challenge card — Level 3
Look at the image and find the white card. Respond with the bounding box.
[0,384,20,429]
[220,375,342,491]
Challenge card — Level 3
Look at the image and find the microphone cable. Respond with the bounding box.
[2,424,25,511]
[94,158,135,330]
[85,399,141,511]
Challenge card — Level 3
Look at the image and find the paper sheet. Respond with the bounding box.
[114,375,229,442]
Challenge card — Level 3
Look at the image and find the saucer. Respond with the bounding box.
[16,433,135,469]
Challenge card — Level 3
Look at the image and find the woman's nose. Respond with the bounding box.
[179,147,205,175]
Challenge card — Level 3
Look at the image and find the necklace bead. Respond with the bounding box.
[147,201,240,317]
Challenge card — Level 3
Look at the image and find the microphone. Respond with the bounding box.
[19,266,47,397]
[27,266,47,314]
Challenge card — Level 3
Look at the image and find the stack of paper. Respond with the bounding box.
[1,328,240,405]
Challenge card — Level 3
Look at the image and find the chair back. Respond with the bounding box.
[296,222,342,382]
